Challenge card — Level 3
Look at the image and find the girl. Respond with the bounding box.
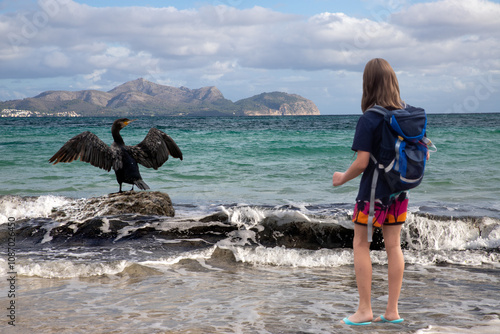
[333,58,409,326]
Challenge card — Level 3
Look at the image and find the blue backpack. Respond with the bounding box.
[365,104,436,241]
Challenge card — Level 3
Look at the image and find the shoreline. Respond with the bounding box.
[0,260,499,334]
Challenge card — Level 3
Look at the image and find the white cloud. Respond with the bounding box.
[393,0,500,28]
[391,0,500,42]
[42,49,70,68]
[0,0,499,113]
[84,69,107,82]
[2,1,498,73]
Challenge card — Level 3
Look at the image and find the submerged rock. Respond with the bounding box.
[51,191,175,221]
[117,263,163,278]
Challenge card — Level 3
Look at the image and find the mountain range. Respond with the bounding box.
[0,78,320,116]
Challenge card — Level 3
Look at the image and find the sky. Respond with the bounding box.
[1,0,499,115]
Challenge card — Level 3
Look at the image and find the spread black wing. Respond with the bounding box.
[127,128,183,170]
[48,131,114,172]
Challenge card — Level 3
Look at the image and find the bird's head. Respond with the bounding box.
[113,118,136,130]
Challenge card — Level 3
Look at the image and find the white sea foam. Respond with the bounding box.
[222,243,500,269]
[100,217,111,233]
[221,205,312,228]
[218,229,258,247]
[0,195,70,224]
[16,259,129,278]
[221,205,267,230]
[154,237,212,245]
[139,247,217,271]
[216,205,315,248]
[224,245,354,268]
[416,318,500,334]
[402,213,500,251]
[40,221,67,243]
[465,217,500,249]
[404,249,500,267]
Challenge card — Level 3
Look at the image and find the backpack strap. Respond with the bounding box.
[366,106,391,242]
[367,154,379,243]
[367,105,389,118]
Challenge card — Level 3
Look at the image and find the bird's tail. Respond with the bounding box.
[134,179,150,190]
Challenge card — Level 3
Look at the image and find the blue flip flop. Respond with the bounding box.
[379,315,404,324]
[342,317,372,326]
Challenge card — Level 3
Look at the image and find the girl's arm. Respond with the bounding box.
[332,150,370,186]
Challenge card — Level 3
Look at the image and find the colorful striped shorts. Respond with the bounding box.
[352,191,409,227]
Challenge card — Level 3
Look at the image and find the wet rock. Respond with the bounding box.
[8,199,386,250]
[85,191,175,217]
[117,263,163,278]
[196,212,385,250]
[255,221,384,250]
[255,220,353,249]
[51,191,175,220]
[210,247,237,262]
[199,211,229,223]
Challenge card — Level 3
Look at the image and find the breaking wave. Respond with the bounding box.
[1,195,499,278]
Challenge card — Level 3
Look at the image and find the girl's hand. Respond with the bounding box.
[332,172,345,187]
[332,151,370,187]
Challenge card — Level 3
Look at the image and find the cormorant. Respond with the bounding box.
[49,118,183,192]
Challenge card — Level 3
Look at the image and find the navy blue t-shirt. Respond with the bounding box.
[351,108,393,201]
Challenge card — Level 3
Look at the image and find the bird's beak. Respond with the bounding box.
[124,119,137,126]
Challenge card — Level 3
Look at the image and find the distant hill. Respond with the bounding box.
[0,78,320,117]
[235,91,320,116]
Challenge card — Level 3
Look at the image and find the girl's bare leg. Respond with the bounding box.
[376,224,404,321]
[344,223,374,323]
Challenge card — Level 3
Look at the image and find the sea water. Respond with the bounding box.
[0,114,499,333]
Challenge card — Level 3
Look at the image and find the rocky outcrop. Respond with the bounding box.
[4,195,387,249]
[236,92,320,116]
[50,191,175,221]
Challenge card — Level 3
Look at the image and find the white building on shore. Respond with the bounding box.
[0,109,81,117]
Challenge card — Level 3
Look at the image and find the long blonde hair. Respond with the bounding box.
[361,58,403,112]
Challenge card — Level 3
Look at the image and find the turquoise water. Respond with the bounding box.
[1,114,499,333]
[1,114,500,214]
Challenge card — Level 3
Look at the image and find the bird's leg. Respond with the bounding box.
[118,183,123,193]
[130,185,135,191]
